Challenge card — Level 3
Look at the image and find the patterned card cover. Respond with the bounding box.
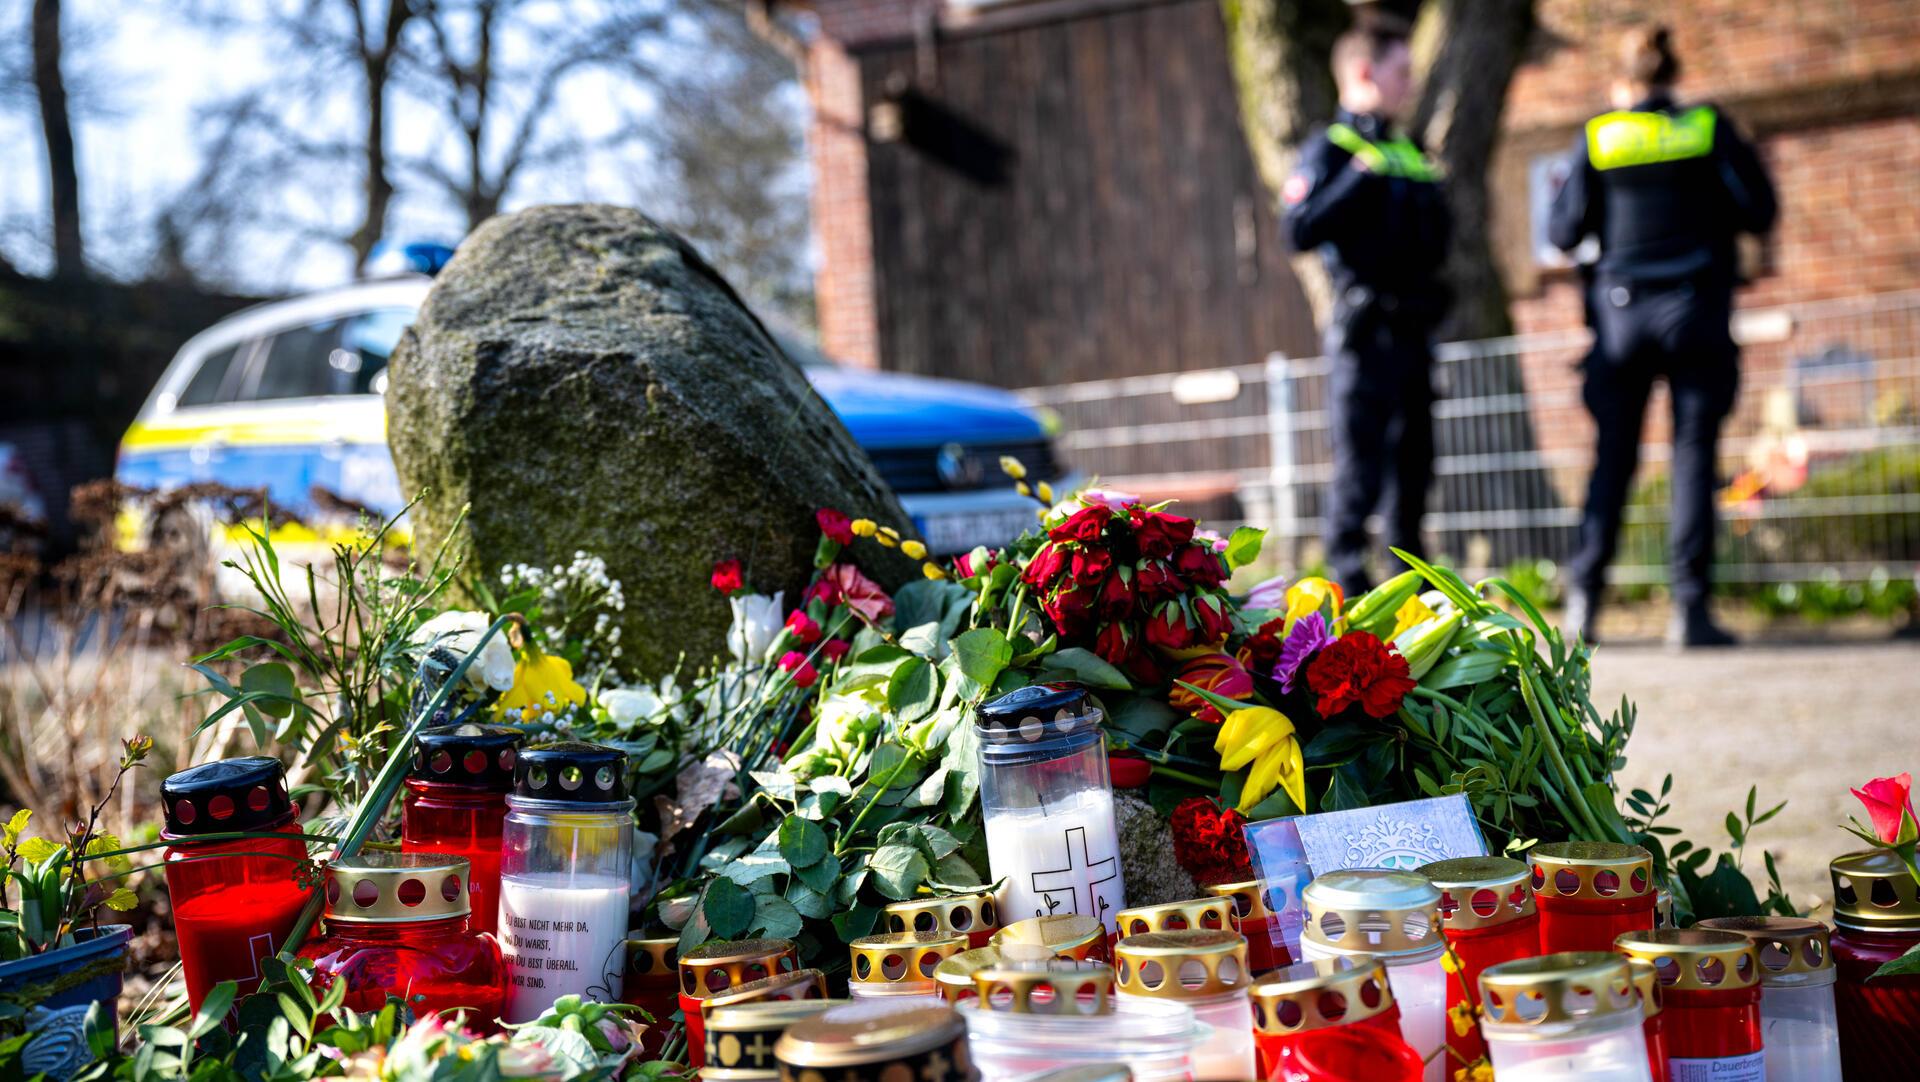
[1286,794,1489,873]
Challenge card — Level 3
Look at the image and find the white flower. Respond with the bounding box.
[410,610,515,692]
[600,687,659,728]
[726,591,786,663]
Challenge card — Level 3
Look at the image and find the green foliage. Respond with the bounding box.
[1623,776,1795,923]
[0,738,153,960]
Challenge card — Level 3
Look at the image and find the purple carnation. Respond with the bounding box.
[1272,611,1331,694]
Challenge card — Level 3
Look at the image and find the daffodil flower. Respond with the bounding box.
[494,647,586,721]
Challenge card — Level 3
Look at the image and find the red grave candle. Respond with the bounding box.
[677,938,800,1069]
[297,852,505,1030]
[1616,928,1764,1080]
[1828,849,1920,1074]
[400,723,522,938]
[1531,842,1656,954]
[1420,856,1539,1068]
[1251,958,1412,1082]
[1626,957,1670,1082]
[624,935,681,1058]
[1210,880,1294,975]
[161,757,314,1014]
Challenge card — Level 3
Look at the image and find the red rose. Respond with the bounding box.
[1193,593,1234,643]
[822,639,852,662]
[1168,652,1253,723]
[1237,617,1288,675]
[777,650,818,689]
[1123,642,1165,686]
[815,508,855,545]
[1130,509,1196,559]
[1305,631,1416,718]
[1096,569,1135,620]
[1109,753,1153,789]
[785,609,822,645]
[1144,601,1200,653]
[1174,544,1228,588]
[955,549,999,579]
[711,558,744,594]
[1094,621,1131,665]
[1852,773,1918,846]
[1071,547,1113,584]
[1134,560,1181,602]
[1044,584,1098,637]
[1023,543,1069,590]
[1050,506,1112,544]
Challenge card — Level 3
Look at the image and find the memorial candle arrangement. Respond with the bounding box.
[624,935,681,1059]
[1826,848,1920,1075]
[1420,855,1539,1067]
[1208,880,1294,975]
[1477,953,1652,1082]
[1112,930,1256,1080]
[677,938,802,1070]
[497,741,635,1023]
[703,999,838,1082]
[1615,928,1764,1081]
[1250,958,1419,1082]
[776,1003,975,1082]
[848,932,967,1005]
[701,967,830,1063]
[160,757,313,1013]
[975,685,1127,936]
[991,914,1106,963]
[1298,870,1447,1082]
[960,959,1207,1082]
[1530,842,1656,954]
[1697,916,1842,1081]
[1114,897,1236,940]
[401,722,522,938]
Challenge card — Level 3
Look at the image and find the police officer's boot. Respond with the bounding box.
[1666,600,1736,650]
[1563,588,1598,646]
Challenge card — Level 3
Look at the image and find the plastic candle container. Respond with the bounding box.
[297,852,505,1028]
[625,935,681,1058]
[1114,930,1256,1080]
[1697,916,1840,1081]
[401,722,522,939]
[679,938,802,1070]
[848,932,968,1006]
[777,1003,974,1082]
[497,741,635,1022]
[160,757,314,1014]
[1251,958,1417,1082]
[1827,849,1920,1074]
[975,685,1127,936]
[1626,958,1669,1082]
[702,967,830,1071]
[1420,856,1538,1068]
[1208,880,1294,975]
[703,999,839,1081]
[992,913,1107,963]
[885,892,1002,949]
[1615,928,1764,1081]
[1298,870,1446,1082]
[1477,953,1652,1082]
[1530,842,1655,954]
[960,959,1205,1082]
[1114,897,1236,940]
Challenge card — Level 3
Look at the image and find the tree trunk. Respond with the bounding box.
[31,0,84,279]
[349,2,412,273]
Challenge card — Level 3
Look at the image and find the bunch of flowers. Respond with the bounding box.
[1022,492,1234,685]
[1168,796,1255,885]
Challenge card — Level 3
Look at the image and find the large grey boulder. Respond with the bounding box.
[387,204,918,678]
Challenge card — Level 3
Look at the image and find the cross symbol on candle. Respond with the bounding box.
[245,932,276,983]
[921,1049,951,1080]
[1437,891,1461,920]
[744,1034,772,1065]
[1029,826,1117,918]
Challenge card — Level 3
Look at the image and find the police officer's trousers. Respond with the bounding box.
[1325,312,1435,595]
[1571,278,1739,607]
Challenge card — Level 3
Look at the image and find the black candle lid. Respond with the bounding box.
[974,683,1099,745]
[162,756,295,836]
[411,722,523,789]
[512,741,629,803]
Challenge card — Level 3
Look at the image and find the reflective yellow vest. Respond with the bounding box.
[1585,106,1717,171]
[1326,123,1440,181]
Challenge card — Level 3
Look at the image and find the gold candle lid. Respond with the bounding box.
[1696,916,1836,987]
[990,914,1103,960]
[706,999,841,1080]
[1830,849,1920,932]
[626,935,679,982]
[973,959,1115,1015]
[322,852,469,923]
[1113,930,1249,999]
[850,932,968,989]
[1420,857,1536,932]
[1250,958,1395,1035]
[682,938,801,997]
[1479,952,1639,1028]
[1114,897,1236,939]
[1626,957,1662,1019]
[1530,842,1654,902]
[1206,880,1276,925]
[705,969,830,1016]
[1301,870,1442,959]
[774,1004,970,1074]
[932,944,1055,1002]
[885,892,1001,939]
[1615,928,1760,991]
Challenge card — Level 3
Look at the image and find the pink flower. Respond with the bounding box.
[816,508,855,545]
[954,549,1000,579]
[1195,528,1230,554]
[710,558,744,594]
[1080,488,1141,511]
[785,609,822,645]
[1244,574,1289,611]
[778,651,818,689]
[820,563,894,623]
[822,639,851,662]
[1853,774,1918,846]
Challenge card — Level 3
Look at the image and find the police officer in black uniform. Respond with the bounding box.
[1550,26,1776,648]
[1283,16,1451,595]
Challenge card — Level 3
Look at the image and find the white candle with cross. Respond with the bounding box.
[984,787,1126,934]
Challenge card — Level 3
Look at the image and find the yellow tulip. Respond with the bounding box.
[1282,576,1344,634]
[494,647,586,721]
[1220,707,1306,814]
[1390,593,1439,640]
[1215,706,1270,754]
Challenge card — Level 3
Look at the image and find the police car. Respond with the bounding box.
[117,268,1068,554]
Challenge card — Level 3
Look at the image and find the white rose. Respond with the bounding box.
[726,591,786,663]
[600,687,661,728]
[410,610,516,693]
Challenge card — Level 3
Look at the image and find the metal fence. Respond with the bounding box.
[1021,289,1920,587]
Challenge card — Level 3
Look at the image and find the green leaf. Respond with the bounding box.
[917,825,965,860]
[953,628,1014,687]
[832,906,879,942]
[750,895,805,940]
[1,810,29,850]
[703,878,755,939]
[795,855,841,895]
[717,851,790,888]
[899,622,945,660]
[1224,526,1266,570]
[867,844,930,900]
[1869,943,1920,981]
[189,982,238,1041]
[1107,694,1179,741]
[240,662,299,719]
[778,817,830,869]
[1038,647,1132,690]
[104,887,138,912]
[787,882,834,920]
[15,838,58,866]
[887,657,940,722]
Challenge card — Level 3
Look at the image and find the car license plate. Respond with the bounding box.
[916,508,1038,555]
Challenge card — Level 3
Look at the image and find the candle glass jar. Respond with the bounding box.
[1530,843,1655,955]
[1208,880,1296,975]
[1477,952,1651,1082]
[625,935,680,1058]
[1698,916,1842,1082]
[885,892,1001,950]
[705,999,839,1081]
[160,756,313,1014]
[975,685,1126,934]
[777,1003,974,1082]
[1827,848,1920,1074]
[1251,959,1414,1081]
[849,933,968,1006]
[680,939,802,1070]
[1298,870,1446,1082]
[1114,930,1256,1080]
[498,741,635,1023]
[401,722,522,939]
[1616,928,1763,1081]
[1420,856,1538,1068]
[961,960,1205,1082]
[297,852,505,1029]
[992,914,1106,963]
[703,968,831,1070]
[1626,958,1668,1082]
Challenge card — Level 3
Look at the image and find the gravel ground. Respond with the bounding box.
[1592,638,1920,913]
